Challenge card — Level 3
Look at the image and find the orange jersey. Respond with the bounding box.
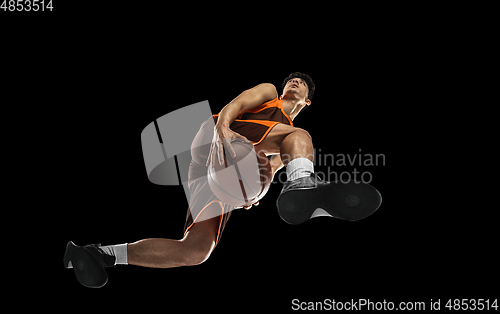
[213,94,293,144]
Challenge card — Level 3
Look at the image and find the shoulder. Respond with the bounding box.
[234,83,279,114]
[249,83,278,101]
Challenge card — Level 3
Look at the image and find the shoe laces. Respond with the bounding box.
[311,172,329,184]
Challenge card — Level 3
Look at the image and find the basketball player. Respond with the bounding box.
[64,72,325,287]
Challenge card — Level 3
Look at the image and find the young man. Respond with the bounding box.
[64,72,380,288]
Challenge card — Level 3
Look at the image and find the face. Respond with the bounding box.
[282,77,310,102]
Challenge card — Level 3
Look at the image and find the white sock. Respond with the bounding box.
[286,157,314,181]
[100,243,128,265]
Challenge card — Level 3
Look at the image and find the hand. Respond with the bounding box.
[235,201,259,210]
[206,124,251,167]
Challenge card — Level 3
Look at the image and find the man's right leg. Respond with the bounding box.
[64,205,221,287]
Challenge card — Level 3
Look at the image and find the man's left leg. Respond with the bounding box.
[255,123,317,183]
[256,124,382,225]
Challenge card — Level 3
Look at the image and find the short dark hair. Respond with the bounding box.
[281,72,315,100]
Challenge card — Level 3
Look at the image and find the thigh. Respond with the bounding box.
[254,123,298,155]
[184,195,232,249]
[183,213,220,246]
[183,202,224,252]
[191,117,215,165]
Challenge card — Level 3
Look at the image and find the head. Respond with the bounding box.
[280,72,315,108]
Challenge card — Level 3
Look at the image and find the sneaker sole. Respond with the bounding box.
[276,181,382,225]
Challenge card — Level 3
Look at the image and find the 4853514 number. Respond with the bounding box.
[445,299,498,311]
[1,0,53,11]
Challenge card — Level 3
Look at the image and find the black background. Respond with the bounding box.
[5,2,496,311]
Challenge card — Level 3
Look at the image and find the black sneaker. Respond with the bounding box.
[277,175,382,225]
[63,241,115,288]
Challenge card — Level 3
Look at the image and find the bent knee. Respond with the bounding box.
[291,127,312,140]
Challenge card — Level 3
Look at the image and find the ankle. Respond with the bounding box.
[286,158,314,181]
